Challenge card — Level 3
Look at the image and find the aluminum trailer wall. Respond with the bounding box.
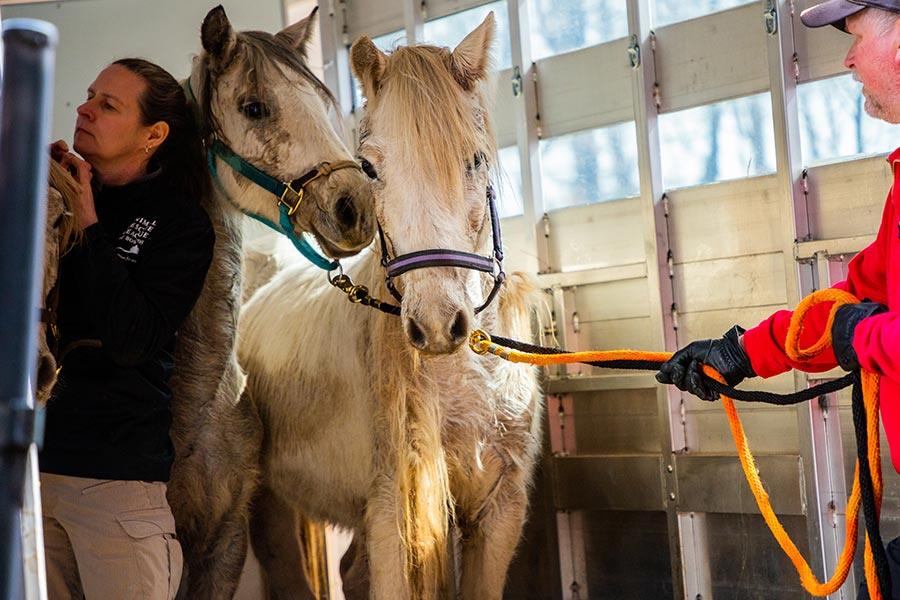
[330,1,894,598]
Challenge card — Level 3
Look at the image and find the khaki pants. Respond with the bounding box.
[40,473,183,600]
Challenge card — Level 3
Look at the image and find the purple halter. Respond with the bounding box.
[379,186,506,314]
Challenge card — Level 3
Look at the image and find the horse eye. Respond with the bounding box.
[241,101,270,120]
[360,159,378,180]
[473,153,483,169]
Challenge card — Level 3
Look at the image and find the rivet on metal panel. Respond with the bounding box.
[571,311,580,334]
[570,581,581,599]
[669,492,676,501]
[667,464,674,473]
[764,0,778,35]
[511,66,523,97]
[627,34,641,69]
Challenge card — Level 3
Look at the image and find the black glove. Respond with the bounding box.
[656,325,756,401]
[831,301,887,371]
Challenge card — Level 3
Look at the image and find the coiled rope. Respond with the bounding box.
[469,288,886,598]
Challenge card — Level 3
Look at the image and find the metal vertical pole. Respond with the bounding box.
[763,3,848,595]
[403,0,423,45]
[321,0,354,115]
[505,3,561,596]
[625,1,699,597]
[0,18,57,600]
[506,0,550,276]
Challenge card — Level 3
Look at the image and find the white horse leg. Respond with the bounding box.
[339,530,370,600]
[459,479,529,600]
[366,483,410,600]
[249,485,317,600]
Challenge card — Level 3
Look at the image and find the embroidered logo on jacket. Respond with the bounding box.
[115,217,157,263]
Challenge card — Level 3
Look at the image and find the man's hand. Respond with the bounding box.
[831,301,888,371]
[656,325,756,400]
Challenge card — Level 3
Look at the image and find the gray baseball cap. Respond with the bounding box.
[800,0,900,30]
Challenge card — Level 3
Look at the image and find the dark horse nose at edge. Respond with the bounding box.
[404,309,471,353]
[407,317,427,350]
[449,310,468,346]
[335,195,359,229]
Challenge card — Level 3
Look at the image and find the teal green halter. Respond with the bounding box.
[186,78,360,271]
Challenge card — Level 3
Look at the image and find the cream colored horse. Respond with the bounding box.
[239,14,543,599]
[168,6,375,599]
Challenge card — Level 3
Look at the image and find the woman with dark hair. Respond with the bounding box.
[41,58,214,599]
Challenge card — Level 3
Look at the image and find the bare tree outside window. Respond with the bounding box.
[798,74,900,164]
[529,0,627,60]
[424,1,513,68]
[653,0,753,28]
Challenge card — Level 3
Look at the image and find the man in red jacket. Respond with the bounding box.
[656,1,900,598]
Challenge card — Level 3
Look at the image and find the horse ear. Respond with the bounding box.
[350,36,387,99]
[450,11,495,90]
[201,5,238,72]
[276,6,318,58]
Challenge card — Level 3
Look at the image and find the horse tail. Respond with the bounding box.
[299,518,328,597]
[387,353,454,597]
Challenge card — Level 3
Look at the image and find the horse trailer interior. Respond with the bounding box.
[1,0,895,598]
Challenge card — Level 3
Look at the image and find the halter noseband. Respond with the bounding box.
[378,185,506,315]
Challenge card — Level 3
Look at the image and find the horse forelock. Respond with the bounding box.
[196,29,337,145]
[369,45,497,203]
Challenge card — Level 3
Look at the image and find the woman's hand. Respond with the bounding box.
[50,140,98,228]
[49,139,71,164]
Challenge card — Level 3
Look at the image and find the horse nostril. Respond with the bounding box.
[336,196,358,229]
[407,318,427,350]
[35,352,57,399]
[449,310,468,345]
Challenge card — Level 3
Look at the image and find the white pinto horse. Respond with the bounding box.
[167,6,375,599]
[239,13,543,600]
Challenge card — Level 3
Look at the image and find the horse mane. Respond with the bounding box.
[195,29,338,144]
[47,159,83,254]
[368,44,498,201]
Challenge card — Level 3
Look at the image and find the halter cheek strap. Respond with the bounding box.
[379,186,506,314]
[207,147,340,271]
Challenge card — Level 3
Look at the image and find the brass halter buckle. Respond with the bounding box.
[279,182,305,216]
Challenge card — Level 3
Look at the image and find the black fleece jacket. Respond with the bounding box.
[39,169,214,482]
